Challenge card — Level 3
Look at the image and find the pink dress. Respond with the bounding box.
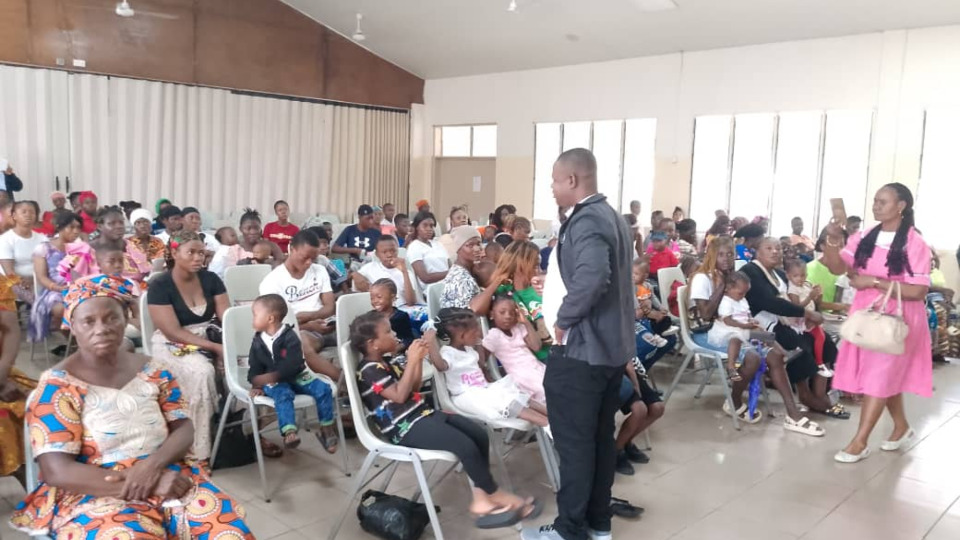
[833,228,932,398]
[482,324,547,404]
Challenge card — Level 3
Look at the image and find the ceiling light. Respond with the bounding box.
[507,0,518,12]
[635,0,678,13]
[115,0,135,17]
[352,13,365,41]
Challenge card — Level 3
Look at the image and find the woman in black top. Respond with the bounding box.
[742,238,847,420]
[147,231,230,464]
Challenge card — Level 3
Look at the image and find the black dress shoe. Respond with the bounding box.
[625,443,650,464]
[615,450,635,476]
[610,496,645,519]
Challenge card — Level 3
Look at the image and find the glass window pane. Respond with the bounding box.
[690,115,733,230]
[562,122,591,151]
[592,120,623,208]
[440,126,471,157]
[818,110,873,233]
[533,123,562,220]
[621,118,657,215]
[728,114,775,222]
[770,112,822,237]
[471,125,497,157]
[917,108,960,249]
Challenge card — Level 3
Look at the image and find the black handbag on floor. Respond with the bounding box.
[356,490,437,540]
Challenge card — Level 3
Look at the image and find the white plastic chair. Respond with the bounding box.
[735,259,747,271]
[657,265,685,311]
[335,293,435,384]
[531,238,549,249]
[139,293,156,356]
[428,347,559,492]
[223,264,272,306]
[151,258,165,273]
[210,305,350,502]
[663,285,744,429]
[328,343,457,540]
[426,282,443,321]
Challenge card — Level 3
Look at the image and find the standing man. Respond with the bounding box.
[523,148,635,540]
[0,159,23,201]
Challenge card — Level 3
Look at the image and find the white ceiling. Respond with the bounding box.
[281,0,960,79]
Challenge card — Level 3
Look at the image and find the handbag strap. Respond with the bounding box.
[870,280,903,317]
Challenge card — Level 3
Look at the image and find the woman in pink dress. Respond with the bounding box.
[821,182,931,464]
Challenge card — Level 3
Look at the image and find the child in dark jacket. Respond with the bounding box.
[248,294,338,453]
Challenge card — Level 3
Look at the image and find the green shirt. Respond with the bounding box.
[508,285,552,361]
[806,259,841,303]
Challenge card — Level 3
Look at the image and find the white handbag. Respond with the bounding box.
[839,281,909,355]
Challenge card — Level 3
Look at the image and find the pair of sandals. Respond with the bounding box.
[275,428,340,454]
[473,497,543,529]
[722,401,763,424]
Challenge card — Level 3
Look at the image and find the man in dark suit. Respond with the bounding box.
[523,148,635,540]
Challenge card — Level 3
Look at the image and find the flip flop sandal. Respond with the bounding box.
[739,409,763,424]
[260,437,284,458]
[520,498,544,521]
[823,403,851,420]
[473,506,522,529]
[722,401,747,417]
[726,366,743,382]
[784,416,825,437]
[316,430,339,454]
[282,432,301,449]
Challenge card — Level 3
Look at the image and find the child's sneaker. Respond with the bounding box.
[653,335,669,348]
[818,364,834,378]
[661,326,679,337]
[641,333,661,347]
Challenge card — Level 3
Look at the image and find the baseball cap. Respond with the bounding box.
[358,204,374,217]
[650,230,668,241]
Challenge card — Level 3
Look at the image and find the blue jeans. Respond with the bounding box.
[262,378,335,435]
[634,320,678,370]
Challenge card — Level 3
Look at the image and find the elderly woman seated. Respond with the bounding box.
[10,275,254,539]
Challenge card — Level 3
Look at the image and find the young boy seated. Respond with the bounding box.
[647,230,679,277]
[484,242,504,265]
[394,214,411,247]
[615,364,665,476]
[247,294,339,453]
[370,278,416,353]
[307,226,349,293]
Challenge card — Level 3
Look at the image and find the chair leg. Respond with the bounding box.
[410,461,438,503]
[488,427,514,494]
[247,403,271,502]
[642,430,652,451]
[209,394,236,474]
[411,456,445,540]
[715,356,740,430]
[334,402,351,476]
[328,451,380,540]
[663,351,695,403]
[535,428,559,492]
[379,461,398,492]
[694,359,716,399]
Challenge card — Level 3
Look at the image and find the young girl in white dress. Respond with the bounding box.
[429,307,550,432]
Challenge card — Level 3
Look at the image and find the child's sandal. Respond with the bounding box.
[282,431,301,449]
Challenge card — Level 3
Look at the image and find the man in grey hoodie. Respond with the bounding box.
[523,148,635,540]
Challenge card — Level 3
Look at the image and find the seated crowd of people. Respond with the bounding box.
[0,185,955,539]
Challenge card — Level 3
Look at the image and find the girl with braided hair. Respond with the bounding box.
[428,307,551,431]
[821,183,932,463]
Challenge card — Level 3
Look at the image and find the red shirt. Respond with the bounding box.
[263,221,300,254]
[80,211,97,234]
[648,248,679,277]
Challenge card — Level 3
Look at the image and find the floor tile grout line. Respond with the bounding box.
[922,493,960,539]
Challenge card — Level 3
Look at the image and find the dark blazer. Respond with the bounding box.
[556,194,634,367]
[741,263,805,319]
[247,324,306,384]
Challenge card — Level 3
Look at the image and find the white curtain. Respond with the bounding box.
[0,64,410,220]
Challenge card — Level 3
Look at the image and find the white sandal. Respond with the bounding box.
[784,416,825,437]
[834,447,871,463]
[722,401,763,424]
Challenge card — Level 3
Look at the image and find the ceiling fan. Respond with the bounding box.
[74,1,180,21]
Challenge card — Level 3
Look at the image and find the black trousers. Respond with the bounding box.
[544,348,623,540]
[399,412,498,494]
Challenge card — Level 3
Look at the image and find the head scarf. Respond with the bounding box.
[62,274,137,328]
[416,199,430,210]
[78,191,97,205]
[51,191,66,202]
[129,208,153,226]
[155,198,171,214]
[450,225,481,254]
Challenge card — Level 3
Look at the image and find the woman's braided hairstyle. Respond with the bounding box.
[853,182,915,277]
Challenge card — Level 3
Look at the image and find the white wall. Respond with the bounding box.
[413,24,960,290]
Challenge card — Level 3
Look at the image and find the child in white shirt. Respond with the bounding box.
[707,272,760,383]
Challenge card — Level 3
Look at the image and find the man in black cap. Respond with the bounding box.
[332,204,382,262]
[155,205,185,244]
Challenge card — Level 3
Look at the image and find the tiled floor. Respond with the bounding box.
[3,348,960,539]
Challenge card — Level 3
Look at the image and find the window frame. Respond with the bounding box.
[435,124,498,158]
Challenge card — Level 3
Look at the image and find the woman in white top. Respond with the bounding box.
[406,212,450,292]
[0,201,47,299]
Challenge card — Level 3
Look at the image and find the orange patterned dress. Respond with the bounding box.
[10,362,255,539]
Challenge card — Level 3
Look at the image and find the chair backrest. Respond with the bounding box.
[428,353,458,413]
[658,265,686,308]
[151,258,165,273]
[675,285,704,351]
[223,304,300,397]
[426,282,443,321]
[140,293,156,355]
[336,292,373,353]
[224,264,272,305]
[340,343,389,451]
[397,247,407,260]
[735,259,747,271]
